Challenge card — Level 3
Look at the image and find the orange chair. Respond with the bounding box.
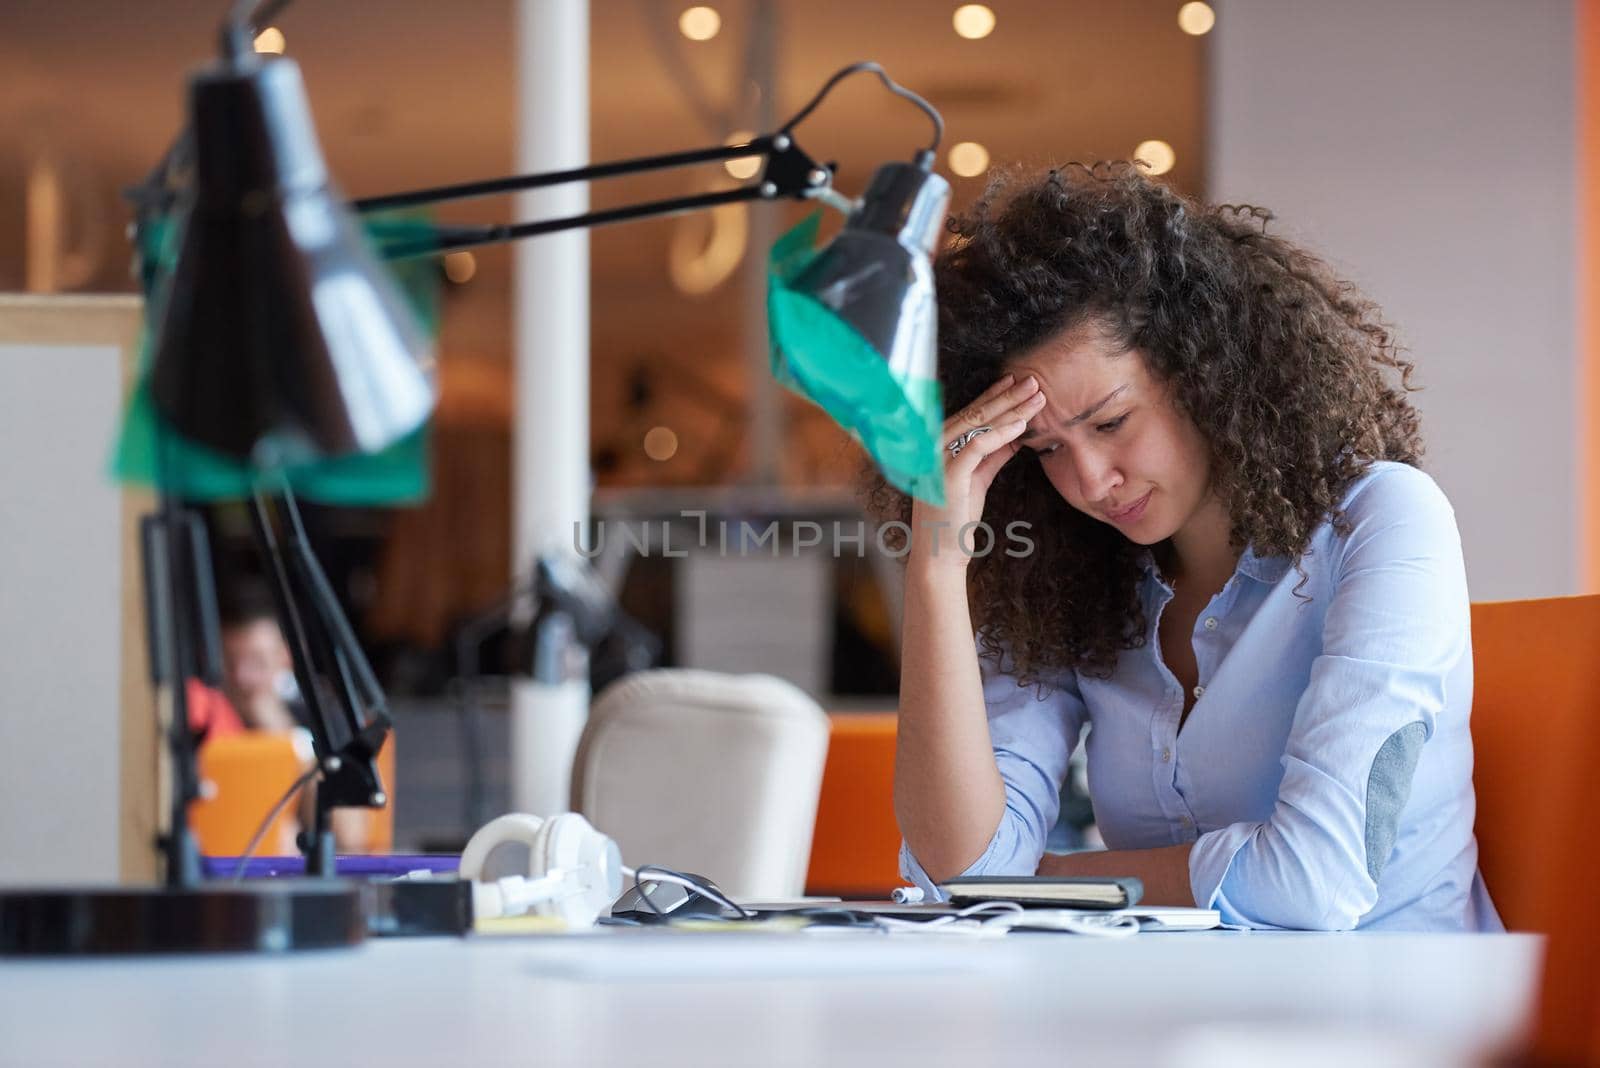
[190,732,396,857]
[190,732,305,856]
[1469,595,1600,1062]
[805,712,901,896]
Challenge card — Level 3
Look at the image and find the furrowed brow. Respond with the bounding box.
[1017,385,1131,444]
[1062,385,1129,428]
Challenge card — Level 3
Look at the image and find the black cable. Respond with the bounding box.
[778,61,943,156]
[231,764,319,881]
[449,676,489,832]
[632,866,667,920]
[631,865,757,921]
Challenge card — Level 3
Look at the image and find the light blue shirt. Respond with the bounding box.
[902,461,1502,931]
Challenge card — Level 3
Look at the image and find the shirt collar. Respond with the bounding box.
[1236,545,1292,584]
[1135,544,1292,586]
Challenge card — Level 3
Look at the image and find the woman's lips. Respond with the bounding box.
[1106,490,1152,524]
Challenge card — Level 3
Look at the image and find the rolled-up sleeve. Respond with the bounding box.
[900,645,1087,900]
[1188,466,1470,930]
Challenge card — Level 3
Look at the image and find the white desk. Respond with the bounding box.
[0,931,1540,1066]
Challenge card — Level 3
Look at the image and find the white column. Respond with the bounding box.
[1208,0,1577,599]
[511,0,590,818]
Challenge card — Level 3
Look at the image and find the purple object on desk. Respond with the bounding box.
[203,855,460,880]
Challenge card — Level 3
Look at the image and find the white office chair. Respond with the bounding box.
[570,669,830,900]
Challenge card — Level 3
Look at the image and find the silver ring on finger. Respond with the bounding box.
[946,425,993,457]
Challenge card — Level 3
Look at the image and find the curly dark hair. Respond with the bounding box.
[866,162,1424,686]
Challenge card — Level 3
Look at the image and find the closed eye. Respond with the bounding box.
[1027,411,1127,452]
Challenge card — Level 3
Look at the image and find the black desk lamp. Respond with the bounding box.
[0,0,949,954]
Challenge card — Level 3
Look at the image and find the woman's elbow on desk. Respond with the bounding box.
[1191,822,1377,931]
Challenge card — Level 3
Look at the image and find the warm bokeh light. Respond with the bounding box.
[724,130,761,180]
[643,426,680,462]
[669,197,747,295]
[1133,139,1177,175]
[947,141,990,178]
[679,6,721,41]
[952,4,996,40]
[253,26,285,54]
[1177,2,1216,36]
[443,251,477,285]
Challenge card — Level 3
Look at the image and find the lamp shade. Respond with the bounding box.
[149,55,435,466]
[768,160,950,504]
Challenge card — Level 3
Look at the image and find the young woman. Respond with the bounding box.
[877,164,1501,931]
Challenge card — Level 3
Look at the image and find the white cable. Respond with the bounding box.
[632,870,700,895]
[873,901,1022,935]
[470,869,577,920]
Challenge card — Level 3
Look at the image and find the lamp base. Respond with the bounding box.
[0,881,365,955]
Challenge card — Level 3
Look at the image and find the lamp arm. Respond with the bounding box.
[126,58,934,249]
[358,134,834,259]
[353,137,781,214]
[248,487,390,877]
[375,185,783,259]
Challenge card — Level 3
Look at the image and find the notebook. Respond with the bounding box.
[938,875,1143,910]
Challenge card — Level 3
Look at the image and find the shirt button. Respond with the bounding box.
[1180,815,1193,827]
[1192,685,1205,699]
[1204,617,1218,630]
[1161,748,1171,763]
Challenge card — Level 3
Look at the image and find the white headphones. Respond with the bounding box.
[457,812,625,928]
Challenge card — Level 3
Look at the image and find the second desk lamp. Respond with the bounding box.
[0,0,950,954]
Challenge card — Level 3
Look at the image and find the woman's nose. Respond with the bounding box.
[1077,450,1124,501]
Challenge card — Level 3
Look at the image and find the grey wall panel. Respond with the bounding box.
[0,341,124,883]
[1209,0,1577,598]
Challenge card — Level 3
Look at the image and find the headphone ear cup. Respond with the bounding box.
[533,814,619,927]
[458,813,546,881]
[541,813,602,876]
[528,814,563,879]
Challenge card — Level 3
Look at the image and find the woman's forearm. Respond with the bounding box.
[1036,844,1197,906]
[894,559,1007,883]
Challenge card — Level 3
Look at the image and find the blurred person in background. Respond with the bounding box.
[221,586,304,732]
[221,583,375,853]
